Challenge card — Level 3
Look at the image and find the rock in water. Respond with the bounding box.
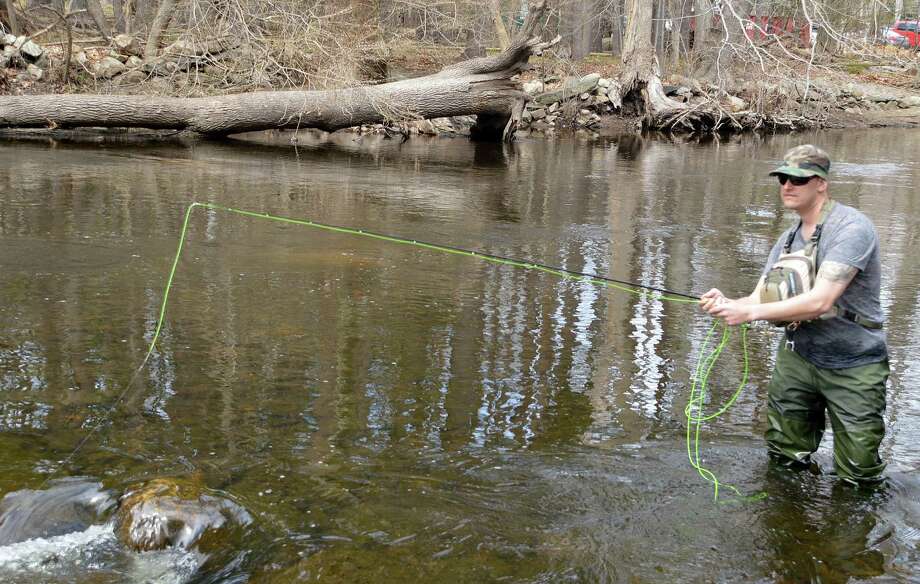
[0,478,116,546]
[115,478,251,552]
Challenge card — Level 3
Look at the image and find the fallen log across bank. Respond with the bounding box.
[0,2,559,141]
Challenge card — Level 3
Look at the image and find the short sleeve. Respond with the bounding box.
[821,216,877,272]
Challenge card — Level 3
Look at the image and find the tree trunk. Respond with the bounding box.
[129,0,151,35]
[490,0,510,50]
[619,0,686,122]
[566,0,592,60]
[3,0,19,35]
[668,0,682,73]
[610,1,623,56]
[143,0,176,59]
[85,0,111,40]
[652,0,665,61]
[113,0,125,33]
[692,0,709,56]
[0,0,559,141]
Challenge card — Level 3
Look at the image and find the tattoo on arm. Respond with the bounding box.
[818,261,858,283]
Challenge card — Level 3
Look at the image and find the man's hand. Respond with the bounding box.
[699,288,725,313]
[706,299,757,325]
[700,287,760,325]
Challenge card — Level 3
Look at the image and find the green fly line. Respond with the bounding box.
[49,201,761,502]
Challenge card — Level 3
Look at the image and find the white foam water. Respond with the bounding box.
[0,522,205,584]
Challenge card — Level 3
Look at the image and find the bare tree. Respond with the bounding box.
[619,0,686,119]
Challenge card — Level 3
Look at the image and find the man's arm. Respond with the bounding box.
[703,261,857,326]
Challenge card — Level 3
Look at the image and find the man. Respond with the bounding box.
[700,144,889,484]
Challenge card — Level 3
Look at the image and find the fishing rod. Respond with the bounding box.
[39,201,758,502]
[185,202,702,302]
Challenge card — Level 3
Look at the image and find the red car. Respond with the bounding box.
[884,20,920,48]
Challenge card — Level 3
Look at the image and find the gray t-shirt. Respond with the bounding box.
[762,201,887,369]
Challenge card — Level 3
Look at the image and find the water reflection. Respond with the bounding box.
[0,129,918,581]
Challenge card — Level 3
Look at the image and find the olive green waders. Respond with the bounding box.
[765,344,889,483]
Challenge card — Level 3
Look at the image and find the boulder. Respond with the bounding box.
[843,84,866,99]
[114,34,143,56]
[0,478,116,546]
[1,33,16,46]
[533,73,601,105]
[126,55,144,68]
[868,93,899,103]
[898,96,920,108]
[529,108,547,120]
[120,70,148,84]
[94,56,127,78]
[522,79,544,94]
[26,64,43,80]
[115,478,251,552]
[726,95,748,112]
[13,36,43,61]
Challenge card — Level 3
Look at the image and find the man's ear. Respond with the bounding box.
[816,178,829,194]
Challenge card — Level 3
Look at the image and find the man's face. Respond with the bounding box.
[776,174,827,212]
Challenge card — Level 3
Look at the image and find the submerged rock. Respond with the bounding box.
[114,477,252,552]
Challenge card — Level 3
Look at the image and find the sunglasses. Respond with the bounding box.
[776,175,814,186]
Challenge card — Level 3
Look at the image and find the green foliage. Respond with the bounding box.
[841,60,871,75]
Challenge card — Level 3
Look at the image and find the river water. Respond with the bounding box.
[0,129,918,583]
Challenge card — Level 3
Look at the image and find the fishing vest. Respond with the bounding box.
[759,201,882,330]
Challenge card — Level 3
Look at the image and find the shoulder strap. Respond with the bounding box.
[783,222,800,253]
[804,199,835,256]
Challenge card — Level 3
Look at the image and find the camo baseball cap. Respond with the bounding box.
[768,144,830,179]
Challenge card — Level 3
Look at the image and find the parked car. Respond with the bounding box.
[881,20,920,48]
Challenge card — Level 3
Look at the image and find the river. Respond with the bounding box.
[1,129,918,582]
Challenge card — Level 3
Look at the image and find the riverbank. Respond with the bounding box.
[2,31,920,138]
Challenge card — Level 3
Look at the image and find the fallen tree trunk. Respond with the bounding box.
[0,2,558,140]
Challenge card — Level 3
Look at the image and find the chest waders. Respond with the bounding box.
[759,201,889,483]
